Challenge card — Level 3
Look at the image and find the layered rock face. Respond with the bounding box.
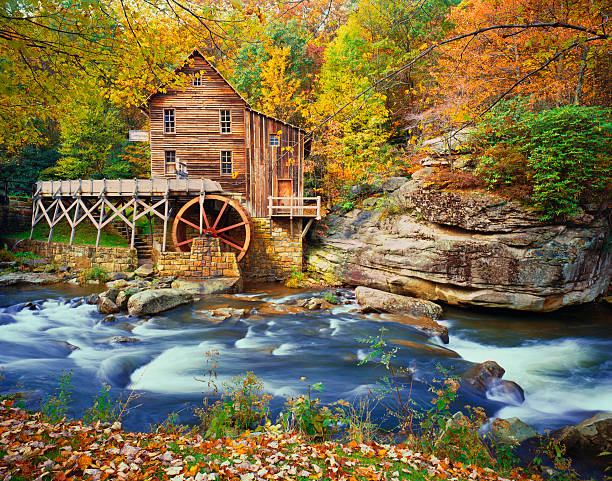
[306,177,612,311]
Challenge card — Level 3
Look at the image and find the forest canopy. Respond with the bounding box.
[1,0,610,216]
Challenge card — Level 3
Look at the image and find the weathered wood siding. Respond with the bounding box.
[245,110,304,217]
[148,52,247,195]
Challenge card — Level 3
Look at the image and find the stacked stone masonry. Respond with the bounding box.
[241,218,303,280]
[11,239,138,272]
[0,197,33,234]
[155,237,240,279]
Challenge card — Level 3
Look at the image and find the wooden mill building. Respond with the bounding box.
[28,48,320,280]
[142,47,313,219]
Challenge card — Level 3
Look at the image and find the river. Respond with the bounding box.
[0,283,610,434]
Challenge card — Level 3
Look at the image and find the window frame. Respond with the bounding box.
[163,108,175,134]
[219,109,231,134]
[220,150,232,176]
[269,134,280,147]
[192,72,202,87]
[164,150,176,175]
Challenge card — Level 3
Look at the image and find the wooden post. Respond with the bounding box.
[47,200,60,244]
[162,180,169,252]
[131,180,138,250]
[70,199,80,245]
[29,198,38,240]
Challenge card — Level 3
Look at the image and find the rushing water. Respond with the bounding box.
[0,283,610,434]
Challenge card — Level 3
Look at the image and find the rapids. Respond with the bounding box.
[0,283,610,433]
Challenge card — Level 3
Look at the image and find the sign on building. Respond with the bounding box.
[129,130,149,142]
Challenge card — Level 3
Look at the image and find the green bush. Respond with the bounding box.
[83,383,119,424]
[85,266,109,282]
[473,102,612,219]
[41,370,73,423]
[0,249,14,262]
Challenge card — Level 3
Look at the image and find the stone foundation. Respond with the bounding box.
[0,197,33,235]
[155,237,240,279]
[241,218,303,280]
[10,239,137,273]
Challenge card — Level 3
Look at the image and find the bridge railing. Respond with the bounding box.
[268,196,321,220]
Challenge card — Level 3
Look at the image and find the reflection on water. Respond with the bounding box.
[0,283,610,433]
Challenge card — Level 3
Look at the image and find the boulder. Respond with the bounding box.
[211,307,246,320]
[175,277,242,295]
[111,272,128,281]
[127,288,194,316]
[98,297,119,315]
[306,180,612,311]
[101,314,116,323]
[106,279,129,289]
[553,412,612,454]
[86,294,100,305]
[355,286,443,320]
[115,290,130,310]
[464,360,505,395]
[110,336,139,343]
[100,288,119,304]
[171,280,203,294]
[378,312,449,343]
[0,272,60,287]
[381,177,409,192]
[491,417,537,444]
[134,264,154,277]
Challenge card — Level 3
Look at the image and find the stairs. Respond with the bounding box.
[112,221,153,264]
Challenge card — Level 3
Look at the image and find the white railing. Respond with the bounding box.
[268,196,321,219]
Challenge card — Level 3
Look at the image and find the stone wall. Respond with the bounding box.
[241,218,303,280]
[155,236,240,278]
[0,197,33,235]
[11,239,137,273]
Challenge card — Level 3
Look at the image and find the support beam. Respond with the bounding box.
[301,218,314,239]
[162,182,169,252]
[96,195,105,247]
[70,198,80,245]
[131,196,138,250]
[47,200,60,244]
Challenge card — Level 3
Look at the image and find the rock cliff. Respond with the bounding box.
[306,176,612,311]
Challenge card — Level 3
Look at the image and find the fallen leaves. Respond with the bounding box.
[0,399,542,481]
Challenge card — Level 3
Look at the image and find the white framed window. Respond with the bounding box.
[220,151,232,175]
[163,109,175,133]
[192,73,201,86]
[220,110,231,134]
[165,150,176,175]
[269,134,280,146]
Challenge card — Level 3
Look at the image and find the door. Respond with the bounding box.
[277,179,293,215]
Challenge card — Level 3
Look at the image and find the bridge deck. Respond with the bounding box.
[35,178,222,198]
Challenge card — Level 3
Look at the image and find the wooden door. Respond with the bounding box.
[278,179,292,215]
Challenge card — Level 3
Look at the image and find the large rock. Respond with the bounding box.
[98,297,119,315]
[0,272,60,286]
[134,264,154,277]
[491,417,538,444]
[553,412,612,454]
[127,288,194,316]
[306,178,612,311]
[355,286,443,319]
[172,277,242,295]
[464,360,525,404]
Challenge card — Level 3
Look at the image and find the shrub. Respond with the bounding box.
[85,266,109,282]
[473,102,612,219]
[0,249,14,262]
[323,291,339,304]
[285,267,306,288]
[41,370,73,423]
[83,383,119,424]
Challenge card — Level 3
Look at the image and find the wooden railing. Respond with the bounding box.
[268,196,321,219]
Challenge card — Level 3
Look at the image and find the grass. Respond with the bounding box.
[7,219,128,248]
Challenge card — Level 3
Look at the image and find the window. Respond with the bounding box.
[164,109,175,133]
[192,73,201,86]
[220,110,231,133]
[220,151,232,175]
[165,151,176,175]
[269,134,280,146]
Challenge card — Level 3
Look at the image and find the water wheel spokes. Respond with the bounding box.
[172,195,251,261]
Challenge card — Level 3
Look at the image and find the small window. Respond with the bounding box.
[164,109,175,133]
[192,73,201,86]
[220,151,232,175]
[220,110,231,134]
[165,151,176,175]
[269,134,280,146]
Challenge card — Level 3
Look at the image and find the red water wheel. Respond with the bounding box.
[171,195,251,261]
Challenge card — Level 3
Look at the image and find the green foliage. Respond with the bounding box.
[83,384,119,424]
[474,102,612,219]
[41,370,72,423]
[0,249,14,262]
[285,267,307,288]
[196,372,272,439]
[85,266,109,282]
[323,291,339,304]
[0,144,59,192]
[280,381,342,440]
[11,251,42,260]
[9,220,128,248]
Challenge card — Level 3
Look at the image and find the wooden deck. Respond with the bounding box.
[268,196,321,219]
[35,178,223,198]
